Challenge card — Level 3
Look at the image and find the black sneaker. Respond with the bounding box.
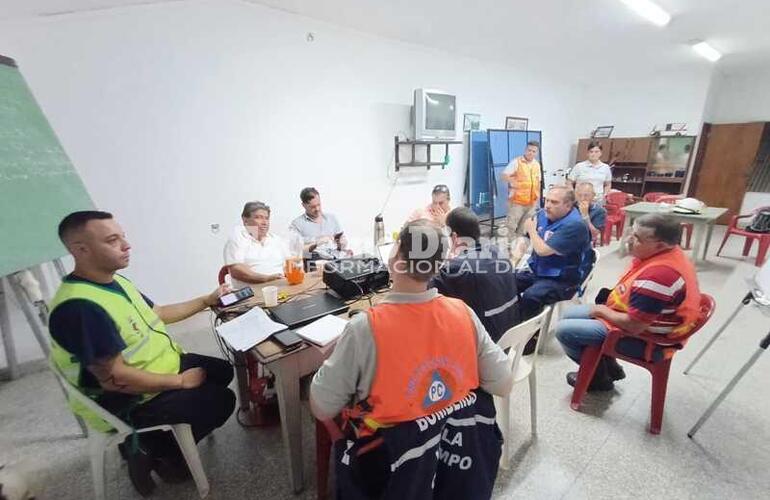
[605,357,626,381]
[125,446,156,496]
[566,371,614,392]
[153,455,192,484]
[523,333,539,355]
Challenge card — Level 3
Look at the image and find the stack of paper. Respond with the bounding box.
[216,306,287,352]
[295,314,348,347]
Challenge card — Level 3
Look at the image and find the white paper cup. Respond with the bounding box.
[262,286,278,307]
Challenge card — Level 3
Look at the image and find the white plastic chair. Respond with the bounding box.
[50,365,210,499]
[494,306,551,469]
[538,249,601,354]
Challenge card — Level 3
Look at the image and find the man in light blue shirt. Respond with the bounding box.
[289,187,349,260]
[576,182,606,244]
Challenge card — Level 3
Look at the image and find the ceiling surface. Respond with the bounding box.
[2,0,767,76]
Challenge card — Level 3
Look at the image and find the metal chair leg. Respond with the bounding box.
[683,293,752,375]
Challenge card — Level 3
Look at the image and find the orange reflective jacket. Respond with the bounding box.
[508,157,541,206]
[603,247,701,340]
[355,296,479,434]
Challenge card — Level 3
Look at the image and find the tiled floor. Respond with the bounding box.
[2,226,769,499]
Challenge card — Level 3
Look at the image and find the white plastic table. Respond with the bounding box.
[622,202,728,262]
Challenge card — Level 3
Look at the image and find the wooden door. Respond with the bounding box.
[690,122,765,224]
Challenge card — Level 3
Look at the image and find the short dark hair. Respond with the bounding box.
[58,210,113,244]
[527,140,540,149]
[446,207,480,241]
[432,184,450,199]
[300,187,319,204]
[635,214,682,246]
[242,201,270,218]
[395,220,448,282]
[587,141,603,151]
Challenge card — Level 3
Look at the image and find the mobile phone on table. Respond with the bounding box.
[217,287,254,307]
[273,329,303,351]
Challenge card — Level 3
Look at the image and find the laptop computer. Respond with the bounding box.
[269,291,349,329]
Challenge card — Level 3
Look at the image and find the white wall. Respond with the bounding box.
[703,67,770,214]
[575,67,714,140]
[0,0,586,364]
[705,67,770,123]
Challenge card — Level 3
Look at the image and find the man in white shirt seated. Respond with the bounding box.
[223,201,289,288]
[289,187,350,260]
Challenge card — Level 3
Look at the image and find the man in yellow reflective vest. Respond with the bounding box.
[500,141,542,264]
[48,211,235,495]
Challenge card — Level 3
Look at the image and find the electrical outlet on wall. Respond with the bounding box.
[210,223,220,234]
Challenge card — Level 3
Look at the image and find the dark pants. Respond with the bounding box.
[127,353,236,458]
[515,271,578,320]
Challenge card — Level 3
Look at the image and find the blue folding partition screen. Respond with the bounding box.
[467,129,543,223]
[467,130,491,217]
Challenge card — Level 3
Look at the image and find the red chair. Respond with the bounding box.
[602,203,625,245]
[570,294,715,434]
[643,192,667,202]
[218,265,229,285]
[605,191,633,207]
[316,418,344,500]
[601,192,632,245]
[716,205,770,267]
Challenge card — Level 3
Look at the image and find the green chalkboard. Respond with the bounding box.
[0,55,93,276]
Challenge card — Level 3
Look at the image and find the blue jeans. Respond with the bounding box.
[555,305,664,364]
[555,305,608,363]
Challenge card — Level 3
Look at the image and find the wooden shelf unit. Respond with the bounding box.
[394,136,463,171]
[645,177,684,184]
[576,135,696,197]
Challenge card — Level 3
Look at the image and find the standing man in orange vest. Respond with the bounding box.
[310,220,512,498]
[501,141,542,263]
[555,214,701,391]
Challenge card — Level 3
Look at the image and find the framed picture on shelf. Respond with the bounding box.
[592,125,614,138]
[505,116,528,131]
[463,113,481,131]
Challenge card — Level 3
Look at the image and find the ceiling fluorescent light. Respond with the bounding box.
[620,0,671,27]
[692,41,722,62]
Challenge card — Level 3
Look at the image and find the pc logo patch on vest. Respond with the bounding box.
[423,370,453,409]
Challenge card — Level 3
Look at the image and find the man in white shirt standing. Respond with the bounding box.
[223,201,288,289]
[568,141,612,202]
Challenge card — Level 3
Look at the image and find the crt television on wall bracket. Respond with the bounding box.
[413,88,456,140]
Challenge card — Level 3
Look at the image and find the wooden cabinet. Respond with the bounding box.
[609,137,651,163]
[574,135,696,199]
[576,138,611,162]
[627,137,652,163]
[609,138,628,162]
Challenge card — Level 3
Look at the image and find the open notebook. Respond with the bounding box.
[295,314,348,347]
